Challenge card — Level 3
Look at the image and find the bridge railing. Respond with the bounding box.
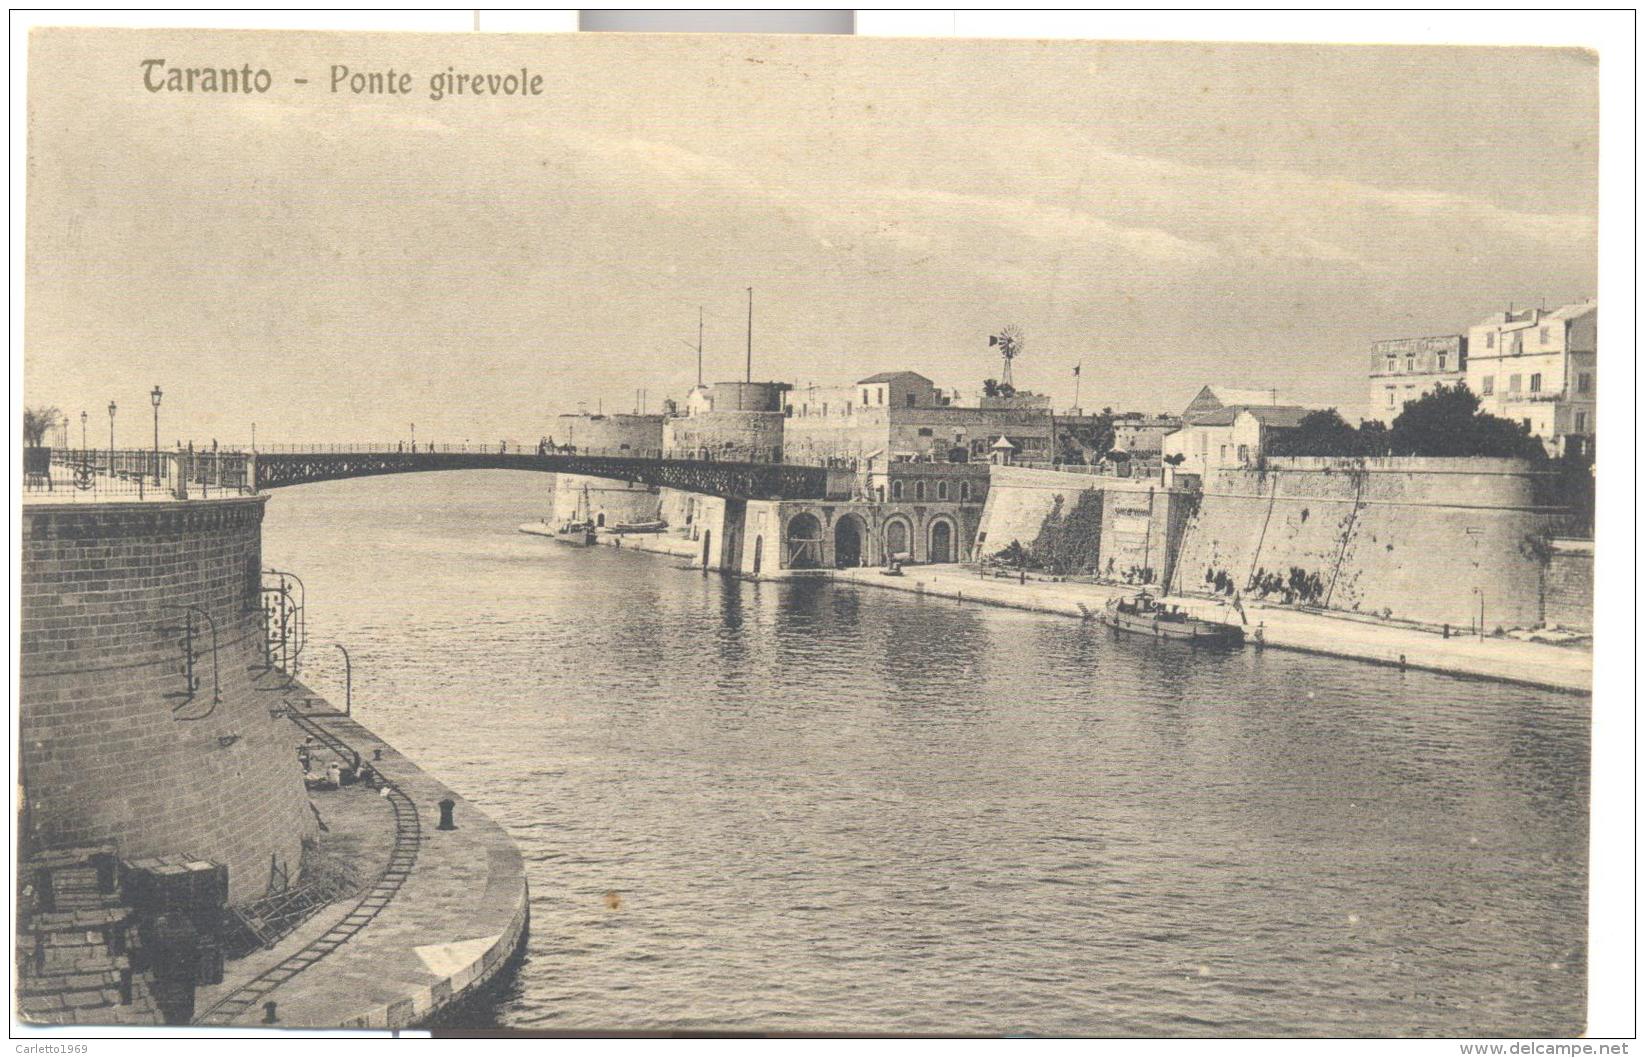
[28,448,254,501]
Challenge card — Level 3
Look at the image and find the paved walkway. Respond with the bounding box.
[834,564,1591,694]
[191,703,528,1029]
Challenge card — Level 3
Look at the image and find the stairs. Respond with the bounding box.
[16,845,159,1026]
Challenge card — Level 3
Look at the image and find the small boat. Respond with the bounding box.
[554,520,597,546]
[554,484,599,546]
[1102,592,1244,646]
[612,519,667,535]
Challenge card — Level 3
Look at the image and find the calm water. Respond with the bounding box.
[262,472,1589,1036]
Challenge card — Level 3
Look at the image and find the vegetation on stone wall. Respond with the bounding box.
[986,489,1104,575]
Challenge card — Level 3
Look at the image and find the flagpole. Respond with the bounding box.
[1073,362,1082,415]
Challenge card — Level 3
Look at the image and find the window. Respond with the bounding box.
[1529,373,1541,393]
[905,393,916,407]
[862,388,870,406]
[1508,374,1521,393]
[784,405,793,418]
[877,388,883,405]
[822,403,828,416]
[1539,326,1550,344]
[876,485,885,502]
[1385,356,1397,372]
[917,427,933,437]
[1486,332,1496,349]
[1574,412,1587,433]
[1481,375,1494,396]
[1237,444,1250,462]
[1219,445,1228,461]
[960,482,971,501]
[1405,355,1416,372]
[1437,353,1448,371]
[892,480,903,500]
[915,482,926,501]
[937,482,949,500]
[1577,373,1592,394]
[1386,386,1396,408]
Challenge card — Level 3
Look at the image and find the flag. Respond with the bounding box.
[1073,364,1081,376]
[989,335,999,347]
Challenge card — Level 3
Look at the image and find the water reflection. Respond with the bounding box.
[264,472,1589,1036]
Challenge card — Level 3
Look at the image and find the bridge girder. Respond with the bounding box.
[251,451,830,501]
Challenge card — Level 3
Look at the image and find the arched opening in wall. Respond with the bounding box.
[752,536,763,576]
[937,481,949,500]
[892,481,904,501]
[916,482,927,502]
[884,517,912,563]
[596,512,606,527]
[701,530,713,568]
[928,518,955,564]
[786,512,824,569]
[834,515,865,569]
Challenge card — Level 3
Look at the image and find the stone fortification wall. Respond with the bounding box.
[20,498,316,903]
[553,412,664,453]
[550,475,660,527]
[1541,539,1593,632]
[975,466,1108,556]
[663,411,784,462]
[1174,457,1566,628]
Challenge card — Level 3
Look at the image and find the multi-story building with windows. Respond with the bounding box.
[1464,299,1596,456]
[1366,334,1467,425]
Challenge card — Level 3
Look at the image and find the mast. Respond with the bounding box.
[745,286,753,385]
[697,306,704,388]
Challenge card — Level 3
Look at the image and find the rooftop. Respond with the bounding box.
[1186,405,1314,429]
[857,371,932,385]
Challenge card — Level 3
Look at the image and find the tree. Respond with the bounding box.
[982,378,1000,398]
[22,406,61,447]
[1387,384,1546,460]
[1267,409,1361,457]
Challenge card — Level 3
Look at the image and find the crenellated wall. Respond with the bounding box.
[20,497,316,903]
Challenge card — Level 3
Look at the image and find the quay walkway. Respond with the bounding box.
[191,693,528,1030]
[516,523,1590,694]
[833,565,1591,695]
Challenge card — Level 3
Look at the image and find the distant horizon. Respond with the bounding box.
[26,29,1597,446]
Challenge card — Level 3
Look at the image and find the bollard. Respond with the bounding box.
[437,798,457,831]
[263,1001,278,1024]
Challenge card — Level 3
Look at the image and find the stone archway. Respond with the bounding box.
[883,516,912,562]
[928,518,955,564]
[786,512,824,569]
[834,515,866,569]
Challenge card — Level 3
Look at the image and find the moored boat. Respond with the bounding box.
[1102,593,1244,646]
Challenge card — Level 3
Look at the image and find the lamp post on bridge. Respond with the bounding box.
[107,401,116,475]
[80,410,87,451]
[150,385,163,485]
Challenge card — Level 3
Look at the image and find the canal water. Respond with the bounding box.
[263,472,1589,1036]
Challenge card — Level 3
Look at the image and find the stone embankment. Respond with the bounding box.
[190,692,529,1030]
[832,565,1590,695]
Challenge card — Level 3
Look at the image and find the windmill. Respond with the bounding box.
[989,324,1025,390]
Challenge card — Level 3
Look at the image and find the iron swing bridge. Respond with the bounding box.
[42,445,836,502]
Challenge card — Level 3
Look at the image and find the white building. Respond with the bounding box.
[1464,299,1596,456]
[1164,405,1311,479]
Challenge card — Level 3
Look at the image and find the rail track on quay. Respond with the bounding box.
[194,712,423,1027]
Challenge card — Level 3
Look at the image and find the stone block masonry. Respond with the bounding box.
[20,497,316,904]
[1174,457,1568,629]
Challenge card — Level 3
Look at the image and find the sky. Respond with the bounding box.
[25,29,1597,445]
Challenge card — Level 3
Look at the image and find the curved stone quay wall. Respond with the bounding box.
[19,497,315,904]
[550,413,665,526]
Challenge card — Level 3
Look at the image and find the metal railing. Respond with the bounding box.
[24,448,254,500]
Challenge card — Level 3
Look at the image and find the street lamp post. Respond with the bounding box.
[107,401,117,475]
[80,410,87,451]
[150,386,163,485]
